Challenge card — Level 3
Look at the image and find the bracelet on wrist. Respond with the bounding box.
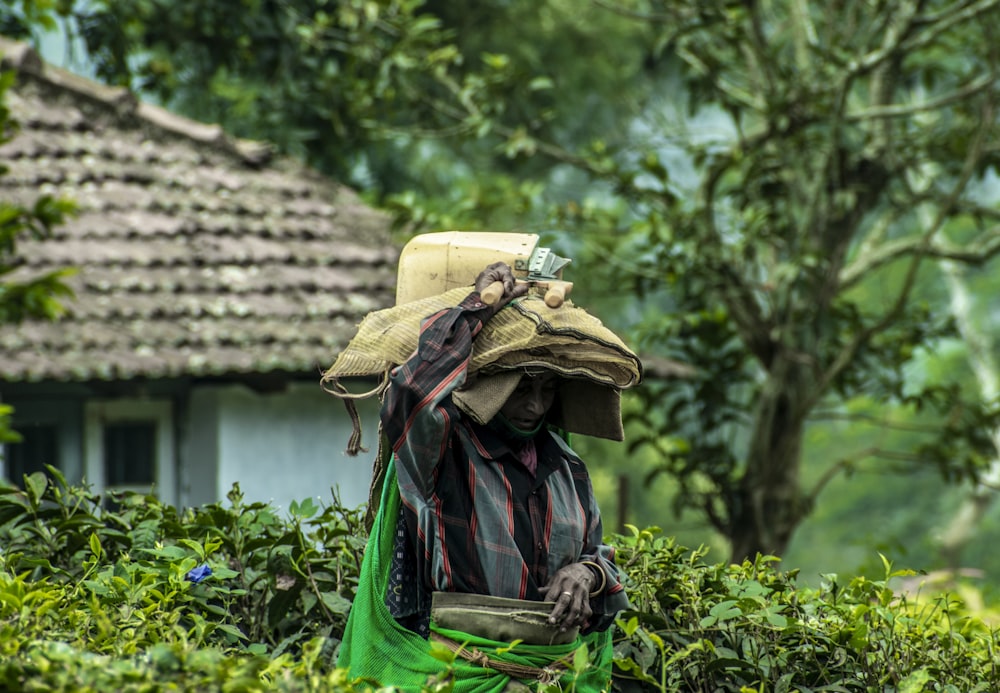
[580,560,607,598]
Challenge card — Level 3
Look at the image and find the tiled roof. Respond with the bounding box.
[0,38,398,382]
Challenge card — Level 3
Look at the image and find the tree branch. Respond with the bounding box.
[847,1,923,76]
[806,441,956,504]
[815,257,920,408]
[954,199,1000,222]
[807,459,851,504]
[674,45,766,112]
[846,73,995,121]
[840,226,1000,289]
[746,1,778,96]
[400,70,610,176]
[914,0,993,25]
[590,0,675,23]
[809,410,953,434]
[836,446,936,465]
[904,0,1000,52]
[791,0,819,61]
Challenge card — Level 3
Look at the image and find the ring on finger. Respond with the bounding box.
[561,591,572,598]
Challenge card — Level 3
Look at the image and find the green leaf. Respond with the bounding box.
[319,590,352,615]
[620,615,639,637]
[879,553,892,578]
[177,539,206,560]
[494,639,523,654]
[89,532,102,559]
[481,52,510,70]
[528,76,554,91]
[708,599,742,622]
[898,668,932,693]
[289,497,318,519]
[214,623,248,642]
[765,610,788,628]
[0,589,22,610]
[24,472,47,509]
[775,673,795,693]
[428,639,457,664]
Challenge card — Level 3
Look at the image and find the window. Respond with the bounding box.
[104,422,156,487]
[85,400,175,505]
[3,423,58,485]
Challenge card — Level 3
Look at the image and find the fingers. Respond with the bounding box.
[546,587,592,631]
[475,262,513,292]
[475,262,528,308]
[509,280,529,300]
[544,564,595,631]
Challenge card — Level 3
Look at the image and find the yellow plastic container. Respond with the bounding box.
[394,231,541,305]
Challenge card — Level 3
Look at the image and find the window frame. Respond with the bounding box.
[1,421,60,484]
[84,399,176,505]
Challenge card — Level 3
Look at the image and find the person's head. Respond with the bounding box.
[498,370,559,432]
[454,364,630,442]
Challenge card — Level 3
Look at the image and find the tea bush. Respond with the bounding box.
[612,526,1000,691]
[0,468,362,659]
[1,469,998,691]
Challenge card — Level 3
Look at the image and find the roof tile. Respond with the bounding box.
[0,38,398,382]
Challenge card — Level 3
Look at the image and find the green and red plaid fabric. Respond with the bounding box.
[381,292,628,635]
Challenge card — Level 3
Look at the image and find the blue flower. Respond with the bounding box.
[185,563,213,584]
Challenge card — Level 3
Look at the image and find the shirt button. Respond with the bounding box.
[537,542,543,550]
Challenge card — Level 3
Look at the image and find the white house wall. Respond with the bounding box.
[183,388,222,508]
[209,381,381,514]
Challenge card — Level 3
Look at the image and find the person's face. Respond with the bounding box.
[499,372,559,431]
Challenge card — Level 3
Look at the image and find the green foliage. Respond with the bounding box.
[19,0,651,231]
[508,0,1000,561]
[0,403,19,444]
[0,468,364,660]
[3,473,999,690]
[611,526,1000,692]
[0,0,62,38]
[4,1,501,226]
[592,0,1000,559]
[13,0,1000,569]
[0,639,359,692]
[50,0,477,185]
[0,467,376,690]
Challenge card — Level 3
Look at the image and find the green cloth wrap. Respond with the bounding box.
[337,459,614,692]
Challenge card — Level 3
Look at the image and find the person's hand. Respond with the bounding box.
[543,562,596,632]
[474,262,528,316]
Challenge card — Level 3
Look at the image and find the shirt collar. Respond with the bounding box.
[464,418,562,468]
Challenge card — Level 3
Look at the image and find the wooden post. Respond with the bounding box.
[617,473,629,534]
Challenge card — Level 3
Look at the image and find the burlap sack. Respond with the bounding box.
[322,286,642,448]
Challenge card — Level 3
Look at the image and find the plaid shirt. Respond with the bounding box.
[381,292,629,634]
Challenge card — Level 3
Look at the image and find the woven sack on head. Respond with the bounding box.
[322,286,641,385]
[321,285,643,453]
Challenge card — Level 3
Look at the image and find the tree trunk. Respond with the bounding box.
[728,356,809,562]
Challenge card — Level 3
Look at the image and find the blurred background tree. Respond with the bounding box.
[6,0,1000,580]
